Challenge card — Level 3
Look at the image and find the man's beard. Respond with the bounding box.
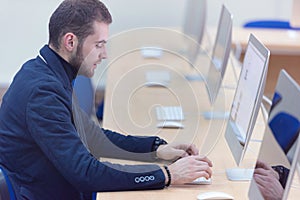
[69,45,84,74]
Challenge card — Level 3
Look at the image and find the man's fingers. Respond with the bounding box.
[253,173,267,186]
[194,171,211,179]
[254,168,269,176]
[194,155,213,167]
[172,149,189,158]
[186,144,199,155]
[189,157,213,177]
[256,160,271,170]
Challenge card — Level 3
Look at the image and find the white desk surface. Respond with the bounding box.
[96,30,300,199]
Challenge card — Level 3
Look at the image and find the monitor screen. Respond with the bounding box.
[248,70,300,200]
[298,152,300,181]
[224,34,270,167]
[205,4,232,104]
[182,0,207,64]
[182,0,206,43]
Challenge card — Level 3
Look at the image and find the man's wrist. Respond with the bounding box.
[272,165,290,188]
[152,137,167,159]
[162,165,171,187]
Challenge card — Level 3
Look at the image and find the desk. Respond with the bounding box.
[232,27,300,98]
[97,28,300,199]
[97,43,267,199]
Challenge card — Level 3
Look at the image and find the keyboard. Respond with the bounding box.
[141,47,163,59]
[155,106,184,121]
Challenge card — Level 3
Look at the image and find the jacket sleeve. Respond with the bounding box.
[72,96,160,161]
[26,82,166,192]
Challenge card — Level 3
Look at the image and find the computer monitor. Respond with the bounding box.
[224,34,270,180]
[205,4,232,104]
[298,149,300,180]
[285,140,300,199]
[182,0,207,64]
[248,70,300,200]
[186,4,233,106]
[182,0,206,44]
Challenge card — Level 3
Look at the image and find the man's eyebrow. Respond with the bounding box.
[96,40,107,44]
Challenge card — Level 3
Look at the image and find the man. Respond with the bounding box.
[0,0,212,199]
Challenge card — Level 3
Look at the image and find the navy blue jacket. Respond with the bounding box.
[0,45,165,200]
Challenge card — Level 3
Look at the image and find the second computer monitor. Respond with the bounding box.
[224,34,270,167]
[205,4,232,104]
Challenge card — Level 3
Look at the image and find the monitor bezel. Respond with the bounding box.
[183,0,207,65]
[248,70,300,200]
[205,4,233,104]
[224,33,270,166]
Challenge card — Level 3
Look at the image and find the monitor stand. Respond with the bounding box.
[185,74,205,81]
[225,168,254,181]
[202,111,230,120]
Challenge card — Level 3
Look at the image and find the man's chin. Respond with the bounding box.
[78,69,95,78]
[86,73,94,78]
[80,73,94,78]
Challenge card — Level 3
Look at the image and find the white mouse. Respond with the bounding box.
[197,191,234,200]
[190,177,212,185]
[156,121,184,129]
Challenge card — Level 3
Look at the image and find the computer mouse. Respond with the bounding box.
[156,121,184,129]
[190,177,212,185]
[197,191,234,200]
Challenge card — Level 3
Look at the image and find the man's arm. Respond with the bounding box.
[72,98,159,161]
[27,83,166,191]
[28,84,213,192]
[73,95,201,162]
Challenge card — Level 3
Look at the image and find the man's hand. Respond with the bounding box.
[166,155,213,184]
[255,160,279,180]
[156,143,199,161]
[253,160,283,200]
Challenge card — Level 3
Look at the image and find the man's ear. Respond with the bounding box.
[62,33,78,51]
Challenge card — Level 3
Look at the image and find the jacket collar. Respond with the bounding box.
[39,45,78,90]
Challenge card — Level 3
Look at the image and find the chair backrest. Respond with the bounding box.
[244,20,300,30]
[73,75,95,117]
[0,167,16,200]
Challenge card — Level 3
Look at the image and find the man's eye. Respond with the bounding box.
[96,42,106,49]
[96,43,103,48]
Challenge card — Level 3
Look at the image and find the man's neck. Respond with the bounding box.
[49,44,70,63]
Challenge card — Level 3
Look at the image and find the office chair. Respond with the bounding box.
[243,19,300,30]
[96,100,104,120]
[73,75,105,120]
[73,75,95,117]
[269,112,300,154]
[0,166,16,200]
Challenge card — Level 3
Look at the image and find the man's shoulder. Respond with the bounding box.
[16,58,60,87]
[8,59,64,102]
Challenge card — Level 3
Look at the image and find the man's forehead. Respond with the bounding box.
[91,21,109,39]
